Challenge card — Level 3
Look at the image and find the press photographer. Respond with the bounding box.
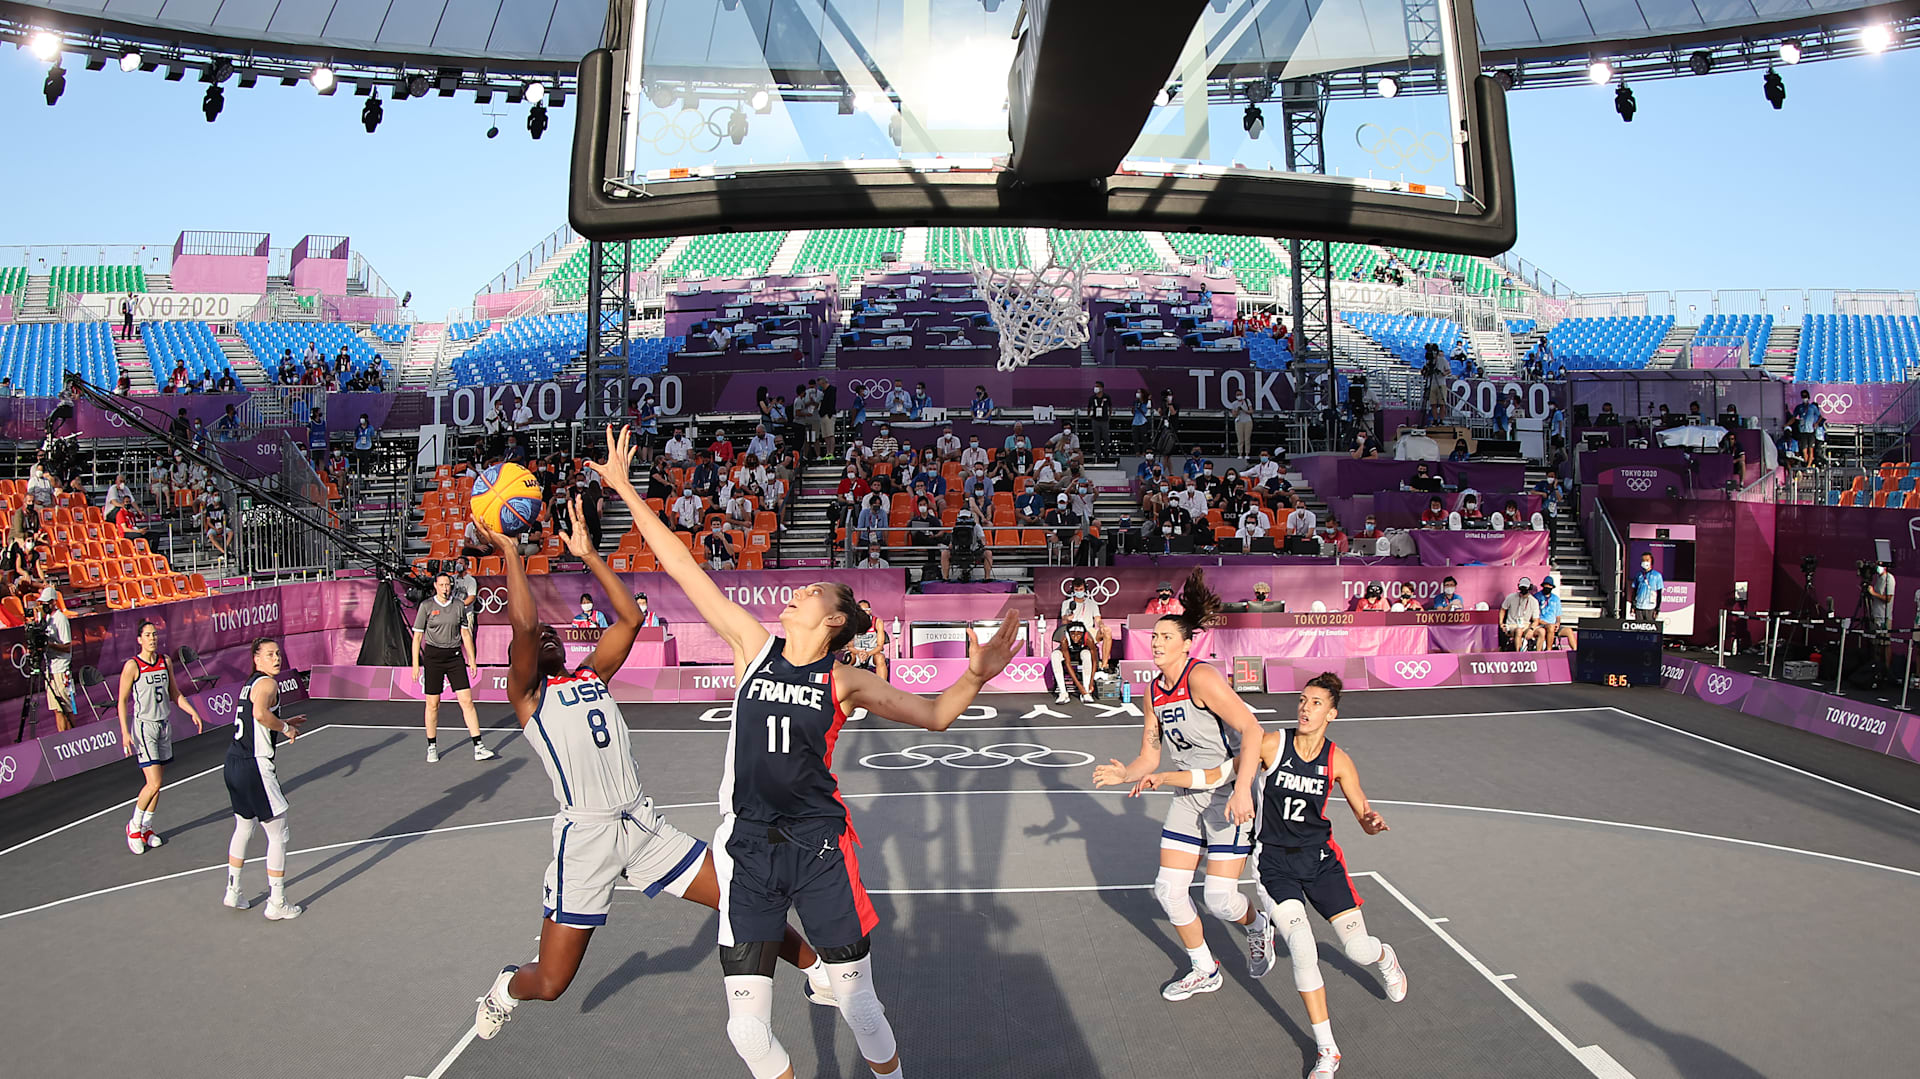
[22,584,76,734]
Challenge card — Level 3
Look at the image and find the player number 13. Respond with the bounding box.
[766,715,792,754]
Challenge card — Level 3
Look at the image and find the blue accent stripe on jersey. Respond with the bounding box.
[1161,829,1205,846]
[545,908,608,927]
[1206,844,1254,854]
[554,821,573,921]
[643,839,708,897]
[529,684,572,807]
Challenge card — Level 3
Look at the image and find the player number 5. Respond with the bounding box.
[766,715,791,754]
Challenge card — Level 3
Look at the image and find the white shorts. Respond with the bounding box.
[542,798,706,927]
[1160,787,1252,862]
[131,718,172,767]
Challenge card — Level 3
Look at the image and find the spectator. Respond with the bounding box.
[702,529,738,571]
[572,594,611,630]
[844,437,874,478]
[201,492,233,558]
[1032,454,1065,502]
[1144,581,1182,616]
[1867,560,1895,673]
[1355,514,1381,540]
[1501,499,1529,529]
[1228,386,1254,460]
[931,424,960,464]
[962,465,994,510]
[1044,495,1082,563]
[1059,579,1113,672]
[1501,577,1542,650]
[725,488,756,527]
[1631,553,1664,624]
[882,383,911,416]
[1390,583,1421,612]
[758,470,788,525]
[1235,508,1269,545]
[1048,423,1081,464]
[855,494,888,549]
[1596,401,1621,426]
[1246,582,1285,613]
[1421,496,1449,528]
[664,427,694,464]
[25,464,54,507]
[746,424,776,461]
[1406,462,1443,492]
[1532,577,1575,651]
[1013,488,1046,526]
[690,452,720,498]
[1130,389,1152,455]
[1051,619,1097,704]
[960,435,988,472]
[908,381,933,420]
[941,509,993,582]
[1447,437,1471,462]
[871,424,899,460]
[1355,582,1390,612]
[1285,501,1317,541]
[353,413,376,474]
[1068,475,1096,524]
[1086,381,1114,460]
[671,489,703,533]
[504,433,529,466]
[855,543,890,571]
[1351,427,1379,459]
[970,385,996,419]
[1428,576,1464,612]
[511,394,534,432]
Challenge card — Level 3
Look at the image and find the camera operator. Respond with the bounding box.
[1866,560,1895,676]
[31,585,76,732]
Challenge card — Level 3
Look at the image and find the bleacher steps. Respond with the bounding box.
[1256,237,1293,271]
[115,338,155,391]
[1465,327,1519,379]
[770,231,810,275]
[18,275,57,323]
[1142,232,1178,269]
[900,227,929,264]
[1328,322,1420,404]
[1764,323,1800,379]
[1024,228,1050,266]
[398,325,443,388]
[651,236,694,276]
[526,242,585,290]
[217,335,269,388]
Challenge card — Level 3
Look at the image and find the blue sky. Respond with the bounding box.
[0,41,1913,314]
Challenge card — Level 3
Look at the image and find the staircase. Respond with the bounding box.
[899,227,929,265]
[1763,323,1801,380]
[399,324,445,388]
[769,231,810,275]
[1465,327,1519,379]
[1531,467,1606,625]
[1141,231,1178,269]
[1328,323,1421,406]
[651,236,695,278]
[115,337,154,392]
[1023,228,1051,266]
[18,275,56,322]
[1650,324,1695,370]
[217,334,269,388]
[786,460,847,568]
[1510,325,1549,365]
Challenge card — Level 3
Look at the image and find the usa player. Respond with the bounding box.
[1250,672,1406,1078]
[470,441,836,1044]
[117,620,205,853]
[221,638,305,919]
[1092,571,1268,1000]
[614,419,1022,1079]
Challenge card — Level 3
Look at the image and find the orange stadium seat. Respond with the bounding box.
[104,583,132,610]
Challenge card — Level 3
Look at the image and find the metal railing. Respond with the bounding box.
[1568,288,1920,326]
[481,224,582,296]
[1490,251,1576,299]
[175,231,270,259]
[0,244,170,273]
[1583,484,1624,619]
[237,432,335,579]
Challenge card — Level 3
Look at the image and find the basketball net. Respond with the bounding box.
[960,231,1110,371]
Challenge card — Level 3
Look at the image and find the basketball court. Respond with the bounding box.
[2,682,1912,1079]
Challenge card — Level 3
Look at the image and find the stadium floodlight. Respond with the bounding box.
[1763,69,1786,109]
[407,74,430,99]
[1588,60,1612,84]
[1242,102,1264,139]
[203,84,224,122]
[119,50,141,73]
[30,31,60,63]
[43,65,65,106]
[750,88,771,113]
[209,57,234,84]
[1375,75,1399,99]
[526,79,548,106]
[727,109,749,145]
[1778,40,1803,64]
[311,65,336,93]
[648,83,675,109]
[487,124,500,139]
[1492,69,1518,91]
[1860,24,1893,54]
[362,93,384,133]
[1154,85,1172,107]
[1688,51,1713,76]
[1613,83,1636,122]
[528,103,549,140]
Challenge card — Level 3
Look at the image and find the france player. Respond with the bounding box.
[470,435,836,1043]
[117,619,205,853]
[613,420,1022,1079]
[1250,672,1407,1078]
[221,638,305,919]
[1092,571,1268,1000]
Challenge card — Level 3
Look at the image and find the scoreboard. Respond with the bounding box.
[1574,620,1664,686]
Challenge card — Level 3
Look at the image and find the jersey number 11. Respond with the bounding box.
[766,715,792,754]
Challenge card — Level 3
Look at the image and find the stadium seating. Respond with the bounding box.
[1248,334,1294,370]
[926,227,1029,269]
[793,228,903,282]
[0,267,24,302]
[236,322,383,374]
[448,319,492,342]
[1692,313,1773,367]
[0,322,117,394]
[538,238,676,301]
[1163,233,1286,294]
[1537,315,1673,370]
[1832,465,1920,508]
[141,322,229,385]
[669,232,789,279]
[1049,230,1160,273]
[447,311,684,386]
[370,323,410,345]
[1795,314,1920,383]
[1341,311,1462,367]
[1505,318,1537,335]
[1330,243,1382,281]
[47,265,146,308]
[1387,248,1504,294]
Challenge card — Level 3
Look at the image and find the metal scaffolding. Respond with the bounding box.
[585,240,631,441]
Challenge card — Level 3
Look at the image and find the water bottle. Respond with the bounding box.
[1035,613,1047,654]
[891,616,902,656]
[1121,679,1132,706]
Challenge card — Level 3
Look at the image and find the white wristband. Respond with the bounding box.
[1186,768,1226,790]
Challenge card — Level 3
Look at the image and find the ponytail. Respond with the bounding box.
[1159,570,1227,640]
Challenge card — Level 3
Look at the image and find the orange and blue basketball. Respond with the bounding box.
[470,463,544,536]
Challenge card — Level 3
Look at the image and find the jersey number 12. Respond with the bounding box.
[1278,797,1309,822]
[766,715,791,754]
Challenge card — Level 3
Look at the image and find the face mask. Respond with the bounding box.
[1260,456,1270,463]
[582,603,594,611]
[1204,467,1214,474]
[975,469,985,477]
[1073,591,1087,600]
[1158,485,1168,493]
[969,441,978,447]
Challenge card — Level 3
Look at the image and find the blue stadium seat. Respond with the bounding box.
[0,322,118,394]
[1339,311,1463,367]
[1794,313,1919,384]
[447,310,684,386]
[1693,313,1773,368]
[1534,315,1673,371]
[236,322,386,376]
[141,321,230,385]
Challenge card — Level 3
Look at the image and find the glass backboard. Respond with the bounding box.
[572,0,1512,253]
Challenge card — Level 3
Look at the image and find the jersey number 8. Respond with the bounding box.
[588,709,612,749]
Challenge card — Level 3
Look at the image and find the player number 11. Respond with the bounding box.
[766,715,792,754]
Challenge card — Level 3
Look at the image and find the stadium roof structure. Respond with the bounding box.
[3,1,1915,88]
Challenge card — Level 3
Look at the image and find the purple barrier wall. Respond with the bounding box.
[1792,383,1908,425]
[689,365,1293,413]
[1293,455,1526,499]
[329,294,398,323]
[1345,492,1543,529]
[170,253,268,294]
[1112,650,1572,694]
[475,291,538,318]
[1660,657,1918,763]
[291,259,348,296]
[72,392,396,438]
[0,295,12,323]
[1772,503,1920,631]
[1688,346,1741,369]
[1033,564,1545,617]
[1118,611,1499,659]
[1601,496,1780,642]
[1412,530,1551,566]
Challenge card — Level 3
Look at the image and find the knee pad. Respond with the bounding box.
[261,817,290,872]
[1273,899,1323,993]
[1202,876,1249,923]
[1152,866,1198,926]
[723,975,790,1079]
[228,816,256,859]
[719,940,781,978]
[825,955,898,1065]
[816,936,872,965]
[1331,909,1382,966]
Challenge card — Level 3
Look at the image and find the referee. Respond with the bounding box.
[411,572,495,763]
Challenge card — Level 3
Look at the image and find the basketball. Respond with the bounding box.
[470,463,544,536]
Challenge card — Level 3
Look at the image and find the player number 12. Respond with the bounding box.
[766,715,792,754]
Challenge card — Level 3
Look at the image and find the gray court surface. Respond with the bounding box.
[1,684,1915,1079]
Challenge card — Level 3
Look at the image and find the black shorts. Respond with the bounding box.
[421,644,470,695]
[714,816,878,951]
[1257,839,1363,919]
[224,751,288,821]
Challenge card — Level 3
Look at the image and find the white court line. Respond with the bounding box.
[1356,870,1633,1079]
[1604,706,1920,816]
[406,1028,478,1079]
[0,726,345,860]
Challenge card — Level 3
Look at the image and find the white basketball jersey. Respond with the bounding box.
[1149,659,1238,771]
[130,656,171,726]
[527,667,641,812]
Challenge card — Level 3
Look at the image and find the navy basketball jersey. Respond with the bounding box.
[1148,659,1237,771]
[229,674,280,761]
[721,637,850,826]
[1256,735,1335,847]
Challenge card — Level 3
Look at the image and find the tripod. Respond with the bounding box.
[14,650,55,744]
[1844,579,1889,691]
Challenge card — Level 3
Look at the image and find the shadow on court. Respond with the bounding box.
[1574,982,1767,1079]
[161,731,410,842]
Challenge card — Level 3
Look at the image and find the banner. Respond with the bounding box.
[1660,657,1916,761]
[1117,611,1501,660]
[1792,383,1907,426]
[71,392,398,439]
[1412,530,1551,567]
[68,292,260,322]
[1609,465,1685,499]
[1034,565,1546,622]
[1446,378,1557,419]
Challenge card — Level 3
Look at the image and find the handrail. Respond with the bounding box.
[1585,490,1625,619]
[480,224,582,296]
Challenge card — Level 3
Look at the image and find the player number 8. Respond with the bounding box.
[588,709,612,749]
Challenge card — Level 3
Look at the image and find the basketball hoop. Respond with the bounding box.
[961,231,1111,371]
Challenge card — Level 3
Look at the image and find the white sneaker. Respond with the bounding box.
[1378,942,1407,1002]
[473,966,519,1039]
[126,826,146,855]
[426,743,440,763]
[1247,916,1276,979]
[222,886,250,910]
[1054,692,1070,704]
[803,977,840,1008]
[474,743,497,761]
[1309,1047,1341,1077]
[1160,963,1222,1001]
[142,829,163,849]
[263,898,303,921]
[1079,694,1094,704]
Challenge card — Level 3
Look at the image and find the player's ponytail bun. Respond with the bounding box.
[824,583,871,653]
[1164,570,1227,640]
[1304,671,1343,708]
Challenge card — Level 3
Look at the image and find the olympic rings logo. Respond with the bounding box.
[999,660,1047,683]
[7,644,28,674]
[894,663,944,686]
[632,107,730,155]
[207,693,235,718]
[0,755,15,783]
[1811,393,1852,412]
[1703,674,1734,697]
[477,588,508,614]
[848,379,894,400]
[1062,577,1120,603]
[1625,477,1653,492]
[1392,661,1433,680]
[858,743,1098,770]
[1354,124,1449,174]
